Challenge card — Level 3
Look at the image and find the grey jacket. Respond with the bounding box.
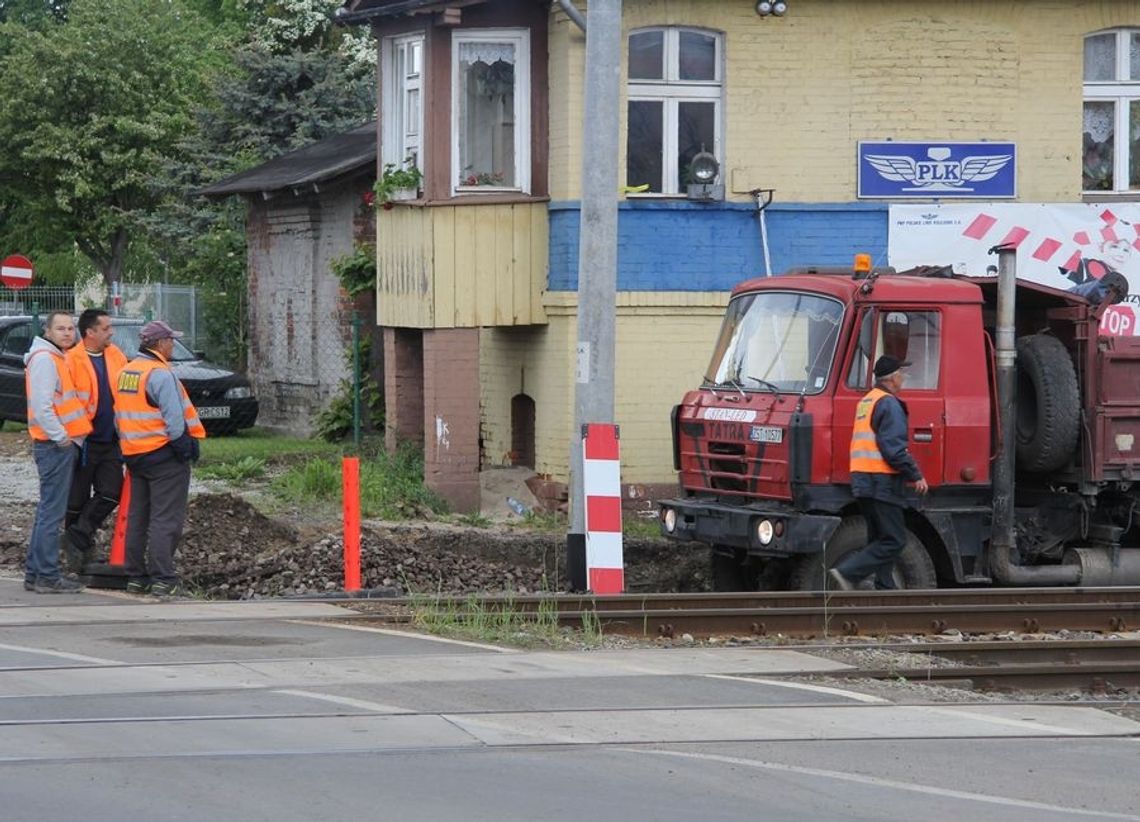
[24,336,85,447]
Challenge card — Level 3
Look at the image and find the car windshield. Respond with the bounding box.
[704,291,844,395]
[111,323,198,362]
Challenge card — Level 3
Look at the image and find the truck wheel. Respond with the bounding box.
[1016,334,1080,473]
[710,548,759,592]
[787,516,936,591]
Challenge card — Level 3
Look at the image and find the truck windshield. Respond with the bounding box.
[704,291,844,394]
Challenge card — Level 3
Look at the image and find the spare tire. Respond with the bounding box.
[1016,334,1080,473]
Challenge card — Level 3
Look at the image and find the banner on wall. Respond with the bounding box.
[888,203,1140,336]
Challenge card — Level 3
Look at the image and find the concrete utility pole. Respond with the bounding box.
[568,0,622,572]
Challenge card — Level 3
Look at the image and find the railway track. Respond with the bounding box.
[358,587,1140,639]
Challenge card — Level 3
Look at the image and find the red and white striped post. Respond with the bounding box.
[582,423,623,594]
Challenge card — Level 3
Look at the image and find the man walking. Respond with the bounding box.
[112,321,205,597]
[829,355,929,591]
[63,309,128,572]
[24,311,92,593]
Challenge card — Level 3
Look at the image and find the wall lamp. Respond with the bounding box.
[756,0,788,16]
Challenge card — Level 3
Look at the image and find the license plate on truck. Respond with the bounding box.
[750,425,783,444]
[198,406,230,419]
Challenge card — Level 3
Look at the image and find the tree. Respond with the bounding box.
[0,0,215,286]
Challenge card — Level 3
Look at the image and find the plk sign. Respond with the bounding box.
[0,254,34,290]
[858,141,1017,199]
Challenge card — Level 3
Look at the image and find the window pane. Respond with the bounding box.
[677,101,716,190]
[1131,100,1140,189]
[458,42,516,187]
[1132,32,1140,80]
[629,31,663,80]
[1085,33,1116,82]
[627,100,663,192]
[872,311,941,390]
[678,31,716,81]
[1084,101,1115,191]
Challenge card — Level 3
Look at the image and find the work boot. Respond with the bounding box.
[23,578,35,592]
[827,568,854,591]
[34,576,86,594]
[125,579,149,595]
[149,580,187,599]
[60,533,88,575]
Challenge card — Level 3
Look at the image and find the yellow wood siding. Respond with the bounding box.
[376,202,549,329]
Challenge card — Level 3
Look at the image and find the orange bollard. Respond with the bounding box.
[109,471,130,567]
[342,456,361,592]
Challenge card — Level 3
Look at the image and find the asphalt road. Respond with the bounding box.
[1,576,1138,822]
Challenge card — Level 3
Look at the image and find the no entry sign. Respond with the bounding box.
[1,255,33,290]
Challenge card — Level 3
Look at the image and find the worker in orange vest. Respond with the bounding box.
[24,311,92,593]
[111,320,205,598]
[62,308,128,572]
[829,355,929,592]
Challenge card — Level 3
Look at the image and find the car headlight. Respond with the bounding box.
[661,508,678,534]
[224,386,252,400]
[756,519,774,545]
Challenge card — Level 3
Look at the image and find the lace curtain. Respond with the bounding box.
[459,42,515,67]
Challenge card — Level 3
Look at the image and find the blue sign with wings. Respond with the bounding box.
[858,141,1016,199]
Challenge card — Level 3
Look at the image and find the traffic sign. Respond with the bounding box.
[0,254,33,290]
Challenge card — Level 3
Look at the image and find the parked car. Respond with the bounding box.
[0,315,258,435]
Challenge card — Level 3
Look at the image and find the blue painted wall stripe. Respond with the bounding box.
[548,201,889,292]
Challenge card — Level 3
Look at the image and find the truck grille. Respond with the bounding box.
[707,442,747,492]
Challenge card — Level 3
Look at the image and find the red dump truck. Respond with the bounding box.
[659,250,1140,590]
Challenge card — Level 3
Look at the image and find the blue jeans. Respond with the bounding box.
[26,440,78,584]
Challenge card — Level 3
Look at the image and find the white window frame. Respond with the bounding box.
[627,27,724,197]
[451,28,531,195]
[381,33,425,173]
[1083,28,1140,193]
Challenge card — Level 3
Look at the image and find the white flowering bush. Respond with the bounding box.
[239,0,375,71]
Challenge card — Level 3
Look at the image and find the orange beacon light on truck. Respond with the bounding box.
[853,253,872,275]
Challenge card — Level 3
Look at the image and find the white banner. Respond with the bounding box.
[888,203,1140,335]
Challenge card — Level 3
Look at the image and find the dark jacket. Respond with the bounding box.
[851,388,923,507]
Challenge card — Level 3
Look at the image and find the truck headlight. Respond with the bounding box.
[756,519,774,545]
[224,386,252,400]
[661,508,678,534]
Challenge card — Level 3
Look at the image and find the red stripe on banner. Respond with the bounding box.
[1032,238,1062,261]
[583,423,619,461]
[1102,226,1119,243]
[1062,251,1083,272]
[999,226,1030,248]
[1101,209,1118,226]
[962,213,997,240]
[1132,239,1140,252]
[586,495,622,532]
[589,566,624,595]
[1073,231,1091,246]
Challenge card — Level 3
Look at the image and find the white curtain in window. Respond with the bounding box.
[459,42,515,66]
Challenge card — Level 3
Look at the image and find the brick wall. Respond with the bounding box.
[423,327,481,512]
[383,327,424,451]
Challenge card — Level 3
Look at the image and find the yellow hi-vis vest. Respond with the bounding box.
[849,387,897,474]
[26,349,93,442]
[112,356,205,456]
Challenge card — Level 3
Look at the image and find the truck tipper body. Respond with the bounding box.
[659,256,1140,590]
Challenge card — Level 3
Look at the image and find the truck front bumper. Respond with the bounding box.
[658,497,841,556]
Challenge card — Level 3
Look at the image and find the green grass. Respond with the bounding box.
[199,427,341,466]
[406,592,603,649]
[197,455,266,482]
[271,443,448,520]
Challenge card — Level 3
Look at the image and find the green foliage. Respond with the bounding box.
[329,244,376,297]
[0,0,217,283]
[456,511,492,528]
[198,427,340,465]
[271,444,448,520]
[314,329,383,443]
[407,593,601,649]
[197,455,266,482]
[375,160,423,202]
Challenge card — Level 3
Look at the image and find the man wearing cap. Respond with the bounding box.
[829,354,929,591]
[62,309,128,572]
[24,311,92,593]
[112,320,205,597]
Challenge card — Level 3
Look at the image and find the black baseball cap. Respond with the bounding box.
[873,355,911,378]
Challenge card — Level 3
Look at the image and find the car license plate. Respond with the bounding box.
[749,425,783,444]
[197,406,230,419]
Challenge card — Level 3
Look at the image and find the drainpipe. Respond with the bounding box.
[557,0,586,31]
[989,245,1080,585]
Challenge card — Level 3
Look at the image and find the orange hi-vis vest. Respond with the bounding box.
[112,355,206,457]
[849,387,897,474]
[66,343,128,420]
[26,348,93,442]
